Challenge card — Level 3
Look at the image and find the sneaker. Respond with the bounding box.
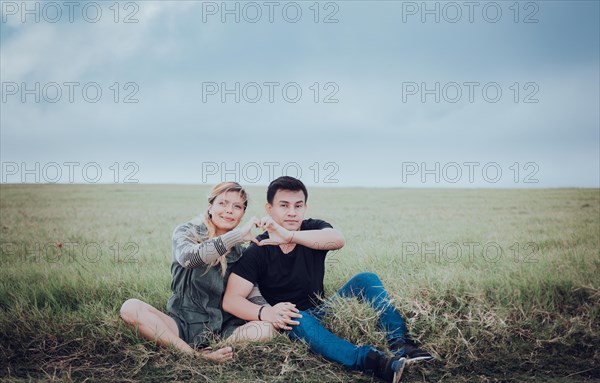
[365,350,406,383]
[389,338,434,362]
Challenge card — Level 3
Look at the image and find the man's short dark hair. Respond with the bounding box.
[267,176,308,204]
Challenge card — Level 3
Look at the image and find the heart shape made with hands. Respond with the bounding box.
[258,216,296,247]
[241,216,294,247]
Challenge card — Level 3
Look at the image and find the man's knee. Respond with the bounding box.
[294,310,314,326]
[349,272,381,286]
[289,310,318,339]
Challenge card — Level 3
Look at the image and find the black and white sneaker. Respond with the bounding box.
[365,350,406,383]
[389,338,434,362]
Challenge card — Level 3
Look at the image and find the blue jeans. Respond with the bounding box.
[288,272,408,371]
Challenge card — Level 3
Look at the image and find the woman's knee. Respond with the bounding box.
[230,321,276,343]
[120,298,144,324]
[256,321,276,341]
[245,320,276,342]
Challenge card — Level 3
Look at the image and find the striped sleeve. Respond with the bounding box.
[172,224,243,269]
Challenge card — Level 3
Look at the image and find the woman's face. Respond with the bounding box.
[208,190,246,235]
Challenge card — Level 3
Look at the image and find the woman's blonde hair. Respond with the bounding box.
[188,182,248,275]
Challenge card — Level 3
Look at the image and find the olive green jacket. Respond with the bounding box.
[166,222,244,338]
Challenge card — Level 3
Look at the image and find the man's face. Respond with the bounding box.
[266,189,307,231]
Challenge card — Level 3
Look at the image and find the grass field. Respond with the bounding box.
[1,184,598,382]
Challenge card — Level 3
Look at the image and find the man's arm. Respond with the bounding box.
[223,273,301,330]
[247,285,269,306]
[289,228,345,250]
[257,217,345,250]
[222,273,261,320]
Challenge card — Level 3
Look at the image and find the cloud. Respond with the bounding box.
[1,1,598,187]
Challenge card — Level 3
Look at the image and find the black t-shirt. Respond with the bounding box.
[232,218,333,311]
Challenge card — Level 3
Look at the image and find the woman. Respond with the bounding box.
[120,182,274,362]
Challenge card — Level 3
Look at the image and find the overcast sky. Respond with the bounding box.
[1,0,598,187]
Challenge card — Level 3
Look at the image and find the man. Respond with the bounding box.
[223,176,432,382]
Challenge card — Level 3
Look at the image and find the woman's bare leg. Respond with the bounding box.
[120,298,233,362]
[226,320,276,343]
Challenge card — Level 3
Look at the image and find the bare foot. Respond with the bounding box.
[197,346,233,363]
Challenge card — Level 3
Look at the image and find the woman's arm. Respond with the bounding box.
[173,218,259,269]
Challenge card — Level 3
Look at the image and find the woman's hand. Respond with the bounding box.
[240,217,260,245]
[262,302,302,330]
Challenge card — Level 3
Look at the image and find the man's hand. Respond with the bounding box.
[257,216,293,246]
[240,217,260,245]
[262,302,302,330]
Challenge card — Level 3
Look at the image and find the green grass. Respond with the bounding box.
[1,184,599,382]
